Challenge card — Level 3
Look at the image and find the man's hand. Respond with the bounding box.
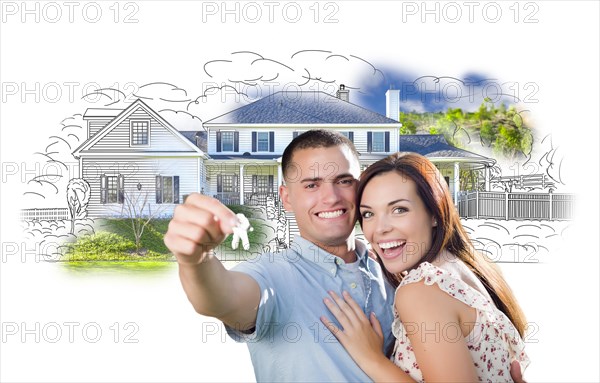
[164,193,239,265]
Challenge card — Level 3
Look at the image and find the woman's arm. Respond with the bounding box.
[320,291,415,382]
[394,281,479,382]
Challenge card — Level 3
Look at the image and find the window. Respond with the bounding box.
[221,131,234,152]
[217,174,239,193]
[252,175,274,193]
[156,175,180,204]
[252,131,274,152]
[130,120,149,146]
[100,174,124,204]
[216,130,238,152]
[372,132,385,152]
[367,131,390,152]
[257,132,269,152]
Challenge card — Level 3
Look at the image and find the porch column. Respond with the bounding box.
[484,165,490,191]
[277,161,283,188]
[239,163,244,205]
[454,162,460,205]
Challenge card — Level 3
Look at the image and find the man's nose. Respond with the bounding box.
[320,181,341,204]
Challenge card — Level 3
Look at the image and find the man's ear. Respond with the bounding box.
[279,183,293,212]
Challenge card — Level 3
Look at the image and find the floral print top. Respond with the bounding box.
[391,262,530,382]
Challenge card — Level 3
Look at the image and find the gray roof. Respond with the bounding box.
[399,135,493,162]
[205,91,400,125]
[179,131,207,152]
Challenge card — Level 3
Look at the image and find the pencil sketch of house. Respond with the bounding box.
[71,99,208,218]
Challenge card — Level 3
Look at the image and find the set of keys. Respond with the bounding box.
[230,213,253,251]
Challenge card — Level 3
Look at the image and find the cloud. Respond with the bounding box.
[159,109,204,131]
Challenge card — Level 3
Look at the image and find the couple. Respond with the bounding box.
[164,130,529,382]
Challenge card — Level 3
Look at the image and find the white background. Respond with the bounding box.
[1,1,599,382]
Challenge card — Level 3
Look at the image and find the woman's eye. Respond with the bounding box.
[361,211,373,219]
[393,207,407,214]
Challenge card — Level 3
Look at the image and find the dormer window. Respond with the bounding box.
[130,120,150,146]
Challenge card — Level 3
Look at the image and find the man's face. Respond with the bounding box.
[280,145,360,248]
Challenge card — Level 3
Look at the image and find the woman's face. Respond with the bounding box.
[359,171,436,274]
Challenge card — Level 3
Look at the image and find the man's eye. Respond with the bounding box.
[339,178,355,185]
[305,183,317,189]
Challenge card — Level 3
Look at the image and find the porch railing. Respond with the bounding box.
[213,192,280,207]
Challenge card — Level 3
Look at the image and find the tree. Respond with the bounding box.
[117,189,168,255]
[66,178,91,235]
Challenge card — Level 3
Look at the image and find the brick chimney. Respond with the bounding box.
[336,84,349,102]
[386,85,400,121]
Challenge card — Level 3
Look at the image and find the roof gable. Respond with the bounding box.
[205,91,400,125]
[72,99,205,157]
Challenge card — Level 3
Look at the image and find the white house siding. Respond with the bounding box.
[88,119,113,138]
[82,156,200,218]
[208,128,399,156]
[88,107,193,152]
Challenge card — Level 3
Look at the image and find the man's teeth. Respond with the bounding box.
[317,210,344,219]
[379,241,406,249]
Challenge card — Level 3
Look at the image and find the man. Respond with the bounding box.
[165,130,395,381]
[164,129,526,382]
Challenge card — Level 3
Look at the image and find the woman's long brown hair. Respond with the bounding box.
[357,153,527,337]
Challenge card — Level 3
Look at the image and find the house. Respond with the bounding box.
[72,99,208,218]
[71,86,495,218]
[202,88,402,205]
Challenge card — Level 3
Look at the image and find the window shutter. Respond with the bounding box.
[348,131,354,143]
[293,131,299,139]
[216,131,222,152]
[385,131,390,152]
[174,176,180,204]
[156,175,162,203]
[269,131,275,152]
[367,132,372,152]
[217,174,222,193]
[100,174,107,204]
[252,175,257,192]
[252,132,257,152]
[117,175,125,204]
[268,175,274,193]
[234,131,239,152]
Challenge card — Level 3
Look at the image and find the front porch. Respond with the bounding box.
[206,159,281,206]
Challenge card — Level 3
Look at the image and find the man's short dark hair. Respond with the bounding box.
[281,129,360,181]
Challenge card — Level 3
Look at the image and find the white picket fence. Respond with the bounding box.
[20,208,70,221]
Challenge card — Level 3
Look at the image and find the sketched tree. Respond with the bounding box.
[117,189,168,255]
[66,178,91,235]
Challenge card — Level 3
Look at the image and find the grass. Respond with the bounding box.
[63,205,270,270]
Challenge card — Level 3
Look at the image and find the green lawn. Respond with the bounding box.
[63,205,270,270]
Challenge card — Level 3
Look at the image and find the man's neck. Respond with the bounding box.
[313,236,357,263]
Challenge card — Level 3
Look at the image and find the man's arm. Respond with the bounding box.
[164,193,260,330]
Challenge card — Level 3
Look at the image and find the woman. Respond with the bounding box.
[320,152,529,382]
